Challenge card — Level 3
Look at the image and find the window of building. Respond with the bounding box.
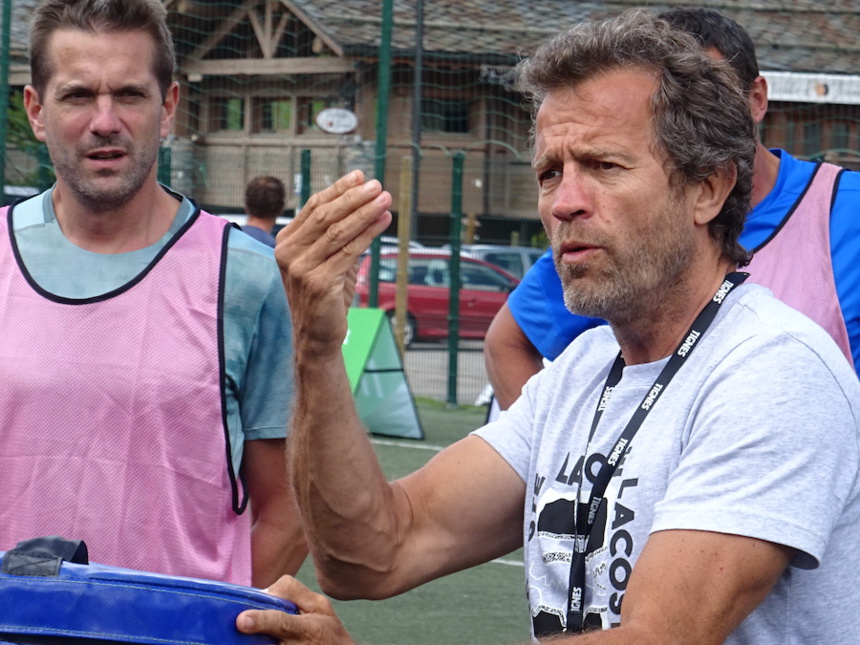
[214,97,245,131]
[255,98,293,133]
[803,122,822,157]
[421,98,471,134]
[784,120,796,154]
[831,122,850,151]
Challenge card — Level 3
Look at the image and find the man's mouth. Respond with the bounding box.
[87,150,124,160]
[558,241,601,265]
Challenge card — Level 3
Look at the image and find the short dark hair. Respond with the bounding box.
[245,176,286,221]
[517,9,754,266]
[29,0,175,99]
[659,7,760,92]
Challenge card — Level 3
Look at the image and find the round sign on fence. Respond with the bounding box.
[316,108,359,134]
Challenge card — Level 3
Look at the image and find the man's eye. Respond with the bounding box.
[538,169,561,184]
[62,91,90,102]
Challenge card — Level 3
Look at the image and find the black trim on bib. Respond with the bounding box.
[6,190,197,305]
[217,221,250,515]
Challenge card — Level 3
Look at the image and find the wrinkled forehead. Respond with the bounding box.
[532,69,661,156]
[42,28,159,86]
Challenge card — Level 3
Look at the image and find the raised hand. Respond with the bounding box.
[274,170,392,354]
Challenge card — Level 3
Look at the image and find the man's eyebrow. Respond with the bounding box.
[54,82,92,95]
[532,146,634,170]
[531,151,552,171]
[55,81,152,95]
[115,82,151,93]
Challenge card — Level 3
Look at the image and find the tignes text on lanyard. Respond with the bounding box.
[561,272,749,635]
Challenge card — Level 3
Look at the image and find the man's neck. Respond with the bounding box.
[244,215,275,234]
[750,143,781,208]
[52,180,179,254]
[611,259,737,366]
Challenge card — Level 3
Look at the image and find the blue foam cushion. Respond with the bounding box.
[0,553,297,644]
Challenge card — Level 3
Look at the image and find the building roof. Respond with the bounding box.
[9,0,860,75]
[286,0,860,75]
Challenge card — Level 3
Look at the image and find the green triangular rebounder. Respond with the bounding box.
[343,308,424,440]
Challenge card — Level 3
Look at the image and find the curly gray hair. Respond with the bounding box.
[518,9,755,266]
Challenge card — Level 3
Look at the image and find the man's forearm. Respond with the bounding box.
[536,625,660,645]
[485,303,545,410]
[251,513,308,588]
[290,346,403,599]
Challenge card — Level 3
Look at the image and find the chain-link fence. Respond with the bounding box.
[4,0,860,405]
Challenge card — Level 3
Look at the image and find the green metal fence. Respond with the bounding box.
[4,0,860,405]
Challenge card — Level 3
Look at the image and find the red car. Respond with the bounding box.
[354,251,520,346]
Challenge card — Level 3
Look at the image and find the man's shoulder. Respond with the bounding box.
[724,285,856,378]
[221,225,285,316]
[551,325,617,368]
[7,191,49,230]
[833,165,860,196]
[240,225,277,248]
[779,151,860,195]
[227,226,276,257]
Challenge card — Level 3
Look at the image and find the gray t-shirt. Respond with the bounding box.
[475,283,860,643]
[10,188,293,473]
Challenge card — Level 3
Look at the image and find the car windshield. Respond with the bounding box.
[378,256,512,292]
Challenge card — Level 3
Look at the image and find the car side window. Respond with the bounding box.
[483,252,522,278]
[425,260,449,287]
[378,258,397,283]
[460,262,511,292]
[408,259,429,285]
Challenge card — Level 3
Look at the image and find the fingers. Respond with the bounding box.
[236,610,354,645]
[282,172,392,271]
[236,576,354,644]
[266,576,336,614]
[235,608,294,638]
[291,170,365,228]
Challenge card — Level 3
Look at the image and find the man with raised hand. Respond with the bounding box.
[242,9,860,644]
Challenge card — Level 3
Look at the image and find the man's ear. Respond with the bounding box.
[693,165,737,227]
[748,75,768,125]
[159,81,180,139]
[23,86,48,143]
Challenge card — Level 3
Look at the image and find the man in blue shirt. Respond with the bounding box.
[485,7,860,410]
[242,175,284,248]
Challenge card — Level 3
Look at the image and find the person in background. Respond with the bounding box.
[484,6,860,411]
[238,9,860,643]
[242,175,285,248]
[0,0,305,587]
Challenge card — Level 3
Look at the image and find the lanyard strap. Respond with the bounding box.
[564,272,748,633]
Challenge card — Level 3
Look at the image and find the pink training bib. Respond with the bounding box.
[0,203,252,584]
[746,162,853,368]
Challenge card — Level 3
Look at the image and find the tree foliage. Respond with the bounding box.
[7,91,39,151]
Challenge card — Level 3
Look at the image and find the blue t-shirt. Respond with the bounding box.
[10,187,293,474]
[509,150,860,371]
[241,225,276,248]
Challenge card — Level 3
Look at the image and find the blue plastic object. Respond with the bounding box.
[0,537,297,644]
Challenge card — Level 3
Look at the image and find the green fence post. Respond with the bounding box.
[0,0,13,204]
[368,0,394,308]
[299,149,311,210]
[446,151,465,408]
[158,146,172,187]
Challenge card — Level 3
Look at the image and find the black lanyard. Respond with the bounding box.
[564,272,748,633]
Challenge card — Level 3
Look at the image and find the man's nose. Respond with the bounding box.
[90,96,122,136]
[551,170,590,222]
